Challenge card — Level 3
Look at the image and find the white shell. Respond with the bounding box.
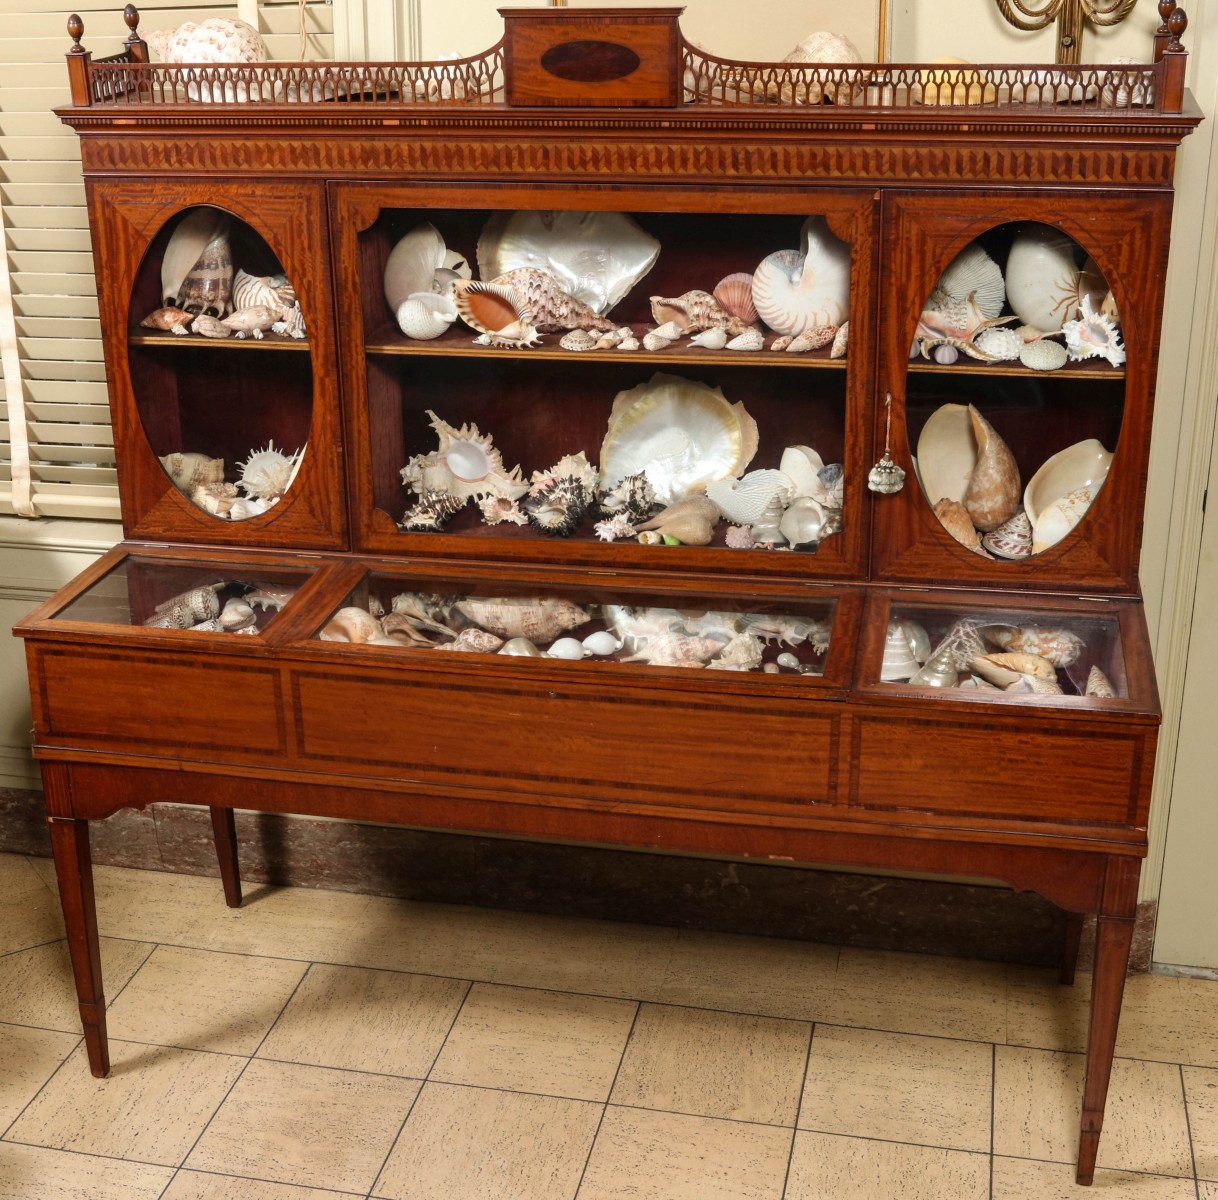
[881,621,921,681]
[1019,339,1068,371]
[582,631,622,656]
[476,210,660,315]
[1031,487,1095,553]
[778,445,826,499]
[599,373,759,506]
[725,327,764,351]
[1024,438,1113,525]
[146,18,267,64]
[396,292,457,340]
[706,469,796,525]
[928,242,1005,320]
[1100,57,1154,108]
[752,216,851,337]
[779,496,826,548]
[973,326,1024,361]
[547,637,587,660]
[402,411,528,504]
[779,31,863,103]
[237,441,304,503]
[384,222,447,312]
[690,327,729,350]
[916,403,975,506]
[1062,295,1126,367]
[1004,225,1107,334]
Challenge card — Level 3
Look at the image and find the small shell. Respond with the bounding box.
[637,530,663,545]
[1062,295,1125,367]
[396,292,458,340]
[933,344,960,365]
[830,322,849,359]
[643,330,673,351]
[724,524,756,550]
[219,598,257,631]
[973,326,1024,361]
[617,334,641,351]
[190,314,231,339]
[776,651,801,670]
[713,273,758,324]
[1019,339,1069,371]
[1086,665,1117,698]
[785,325,837,353]
[690,327,728,350]
[547,637,586,660]
[770,336,794,351]
[980,510,1033,560]
[779,496,826,549]
[933,497,986,556]
[582,631,622,656]
[560,328,598,351]
[140,306,194,332]
[651,320,685,341]
[725,327,764,352]
[499,637,544,657]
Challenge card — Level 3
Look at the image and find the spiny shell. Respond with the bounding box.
[1062,295,1126,367]
[272,303,307,340]
[453,596,591,643]
[712,273,758,325]
[650,291,750,337]
[400,488,466,532]
[238,440,303,502]
[963,406,1021,532]
[491,267,616,332]
[402,410,527,504]
[1019,338,1068,371]
[523,477,590,536]
[707,632,765,671]
[973,326,1025,362]
[232,268,296,312]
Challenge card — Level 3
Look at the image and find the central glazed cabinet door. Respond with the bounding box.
[872,189,1174,594]
[331,183,877,581]
[89,179,347,550]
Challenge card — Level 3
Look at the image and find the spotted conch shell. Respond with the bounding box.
[650,291,751,337]
[490,268,616,333]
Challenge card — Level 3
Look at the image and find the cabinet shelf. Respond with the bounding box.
[129,331,311,352]
[908,359,1122,382]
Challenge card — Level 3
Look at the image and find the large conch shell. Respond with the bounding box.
[452,279,540,348]
[476,210,659,315]
[453,596,591,643]
[599,373,759,506]
[917,403,1020,533]
[488,268,616,333]
[778,31,863,104]
[649,291,751,337]
[401,410,527,505]
[161,209,233,316]
[752,216,850,337]
[962,407,1020,532]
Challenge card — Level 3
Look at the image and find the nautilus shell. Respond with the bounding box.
[752,216,851,337]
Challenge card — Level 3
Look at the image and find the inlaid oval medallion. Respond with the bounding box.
[540,40,641,84]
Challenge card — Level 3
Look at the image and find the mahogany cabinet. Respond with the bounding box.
[14,4,1202,1184]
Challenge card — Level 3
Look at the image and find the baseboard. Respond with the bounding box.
[0,786,1154,971]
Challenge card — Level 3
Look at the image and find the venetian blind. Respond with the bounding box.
[0,0,333,520]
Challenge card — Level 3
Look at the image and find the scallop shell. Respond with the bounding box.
[396,292,457,340]
[402,410,528,504]
[1086,665,1116,698]
[980,510,1032,559]
[713,273,758,324]
[491,267,616,333]
[933,497,986,555]
[963,406,1020,532]
[1019,339,1068,371]
[599,373,759,506]
[238,440,304,502]
[725,327,764,351]
[452,279,540,347]
[972,326,1024,362]
[706,469,796,525]
[476,210,659,315]
[926,242,1005,321]
[159,452,224,491]
[384,222,447,312]
[752,216,850,337]
[1062,295,1125,368]
[650,291,750,337]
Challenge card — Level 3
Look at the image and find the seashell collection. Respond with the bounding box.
[157,440,305,520]
[324,588,833,676]
[138,577,298,636]
[880,612,1120,700]
[148,208,305,339]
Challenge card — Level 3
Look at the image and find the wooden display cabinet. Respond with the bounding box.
[14,4,1202,1184]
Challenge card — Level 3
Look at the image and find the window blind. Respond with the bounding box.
[0,0,333,521]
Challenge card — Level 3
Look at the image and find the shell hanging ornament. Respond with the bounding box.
[867,394,906,494]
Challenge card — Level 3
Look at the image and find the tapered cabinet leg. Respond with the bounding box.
[47,816,109,1078]
[1075,859,1139,1185]
[209,806,242,908]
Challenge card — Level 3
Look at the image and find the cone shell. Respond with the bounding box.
[713,273,758,324]
[1086,665,1116,698]
[963,406,1021,532]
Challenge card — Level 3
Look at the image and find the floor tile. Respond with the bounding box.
[375,1081,601,1200]
[0,1023,80,1132]
[829,948,1007,1042]
[432,982,635,1101]
[785,1130,988,1200]
[1184,1064,1218,1180]
[257,962,467,1077]
[611,1003,808,1125]
[0,936,153,1032]
[186,1057,421,1193]
[653,930,839,1020]
[576,1106,791,1200]
[0,1142,172,1199]
[0,857,62,956]
[1202,1185,1218,1200]
[5,1038,244,1166]
[162,1171,355,1199]
[993,1046,1192,1176]
[106,945,308,1056]
[798,1025,992,1151]
[991,1156,1199,1198]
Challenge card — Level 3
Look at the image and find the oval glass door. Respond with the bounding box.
[906,221,1124,561]
[127,204,313,521]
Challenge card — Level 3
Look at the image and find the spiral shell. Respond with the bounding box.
[752,216,850,337]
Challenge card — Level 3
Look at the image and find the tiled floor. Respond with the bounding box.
[2,850,1217,1199]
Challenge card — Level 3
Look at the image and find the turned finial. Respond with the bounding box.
[123,4,140,34]
[1166,7,1187,50]
[1157,0,1175,28]
[67,14,85,52]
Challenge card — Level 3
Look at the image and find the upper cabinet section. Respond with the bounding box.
[89,180,347,551]
[334,185,877,580]
[872,189,1175,595]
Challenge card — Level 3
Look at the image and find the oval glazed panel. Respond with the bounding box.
[540,40,641,84]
